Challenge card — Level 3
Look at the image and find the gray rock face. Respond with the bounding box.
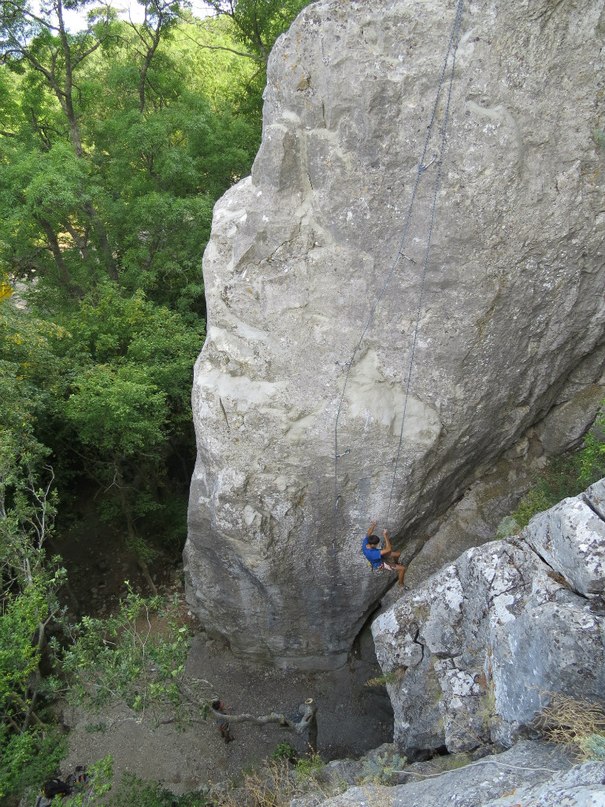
[371,480,605,756]
[486,761,605,807]
[525,493,605,598]
[293,741,580,807]
[408,396,605,592]
[185,0,605,667]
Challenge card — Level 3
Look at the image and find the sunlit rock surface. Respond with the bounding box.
[185,0,605,667]
[372,480,605,755]
[292,741,601,807]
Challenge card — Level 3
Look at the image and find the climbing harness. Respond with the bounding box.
[334,0,465,535]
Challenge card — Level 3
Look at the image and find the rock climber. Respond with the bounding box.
[362,520,406,586]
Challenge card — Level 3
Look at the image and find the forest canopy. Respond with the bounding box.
[0,1,313,802]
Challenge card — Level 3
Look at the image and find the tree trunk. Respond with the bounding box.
[210,698,318,752]
[38,217,77,293]
[115,462,158,596]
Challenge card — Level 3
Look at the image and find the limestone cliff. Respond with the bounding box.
[185,0,605,668]
[372,479,605,756]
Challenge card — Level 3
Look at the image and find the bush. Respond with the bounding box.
[212,755,327,807]
[537,693,605,760]
[271,742,298,763]
[107,773,209,806]
[512,405,605,528]
[0,729,67,804]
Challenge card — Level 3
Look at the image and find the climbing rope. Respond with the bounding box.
[385,0,465,525]
[333,0,465,535]
[393,756,563,779]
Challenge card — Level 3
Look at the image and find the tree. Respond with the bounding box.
[1,0,120,286]
[59,589,319,751]
[0,0,223,306]
[197,0,312,65]
[0,301,68,803]
[0,2,322,795]
[36,284,204,578]
[126,0,182,113]
[0,0,114,155]
[0,5,260,311]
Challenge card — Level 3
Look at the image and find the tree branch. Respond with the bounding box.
[71,38,103,68]
[174,15,262,62]
[210,698,318,749]
[2,0,60,32]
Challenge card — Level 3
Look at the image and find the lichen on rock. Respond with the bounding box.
[372,479,605,756]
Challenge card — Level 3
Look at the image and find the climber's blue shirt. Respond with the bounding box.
[362,535,383,569]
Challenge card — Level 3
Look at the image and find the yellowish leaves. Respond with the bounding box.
[0,281,13,302]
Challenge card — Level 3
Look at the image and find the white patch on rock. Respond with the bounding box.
[372,482,605,754]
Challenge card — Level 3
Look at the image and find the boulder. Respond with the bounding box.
[525,485,605,597]
[292,740,579,807]
[371,481,605,756]
[486,761,605,807]
[185,0,605,667]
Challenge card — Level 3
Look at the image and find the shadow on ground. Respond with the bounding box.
[62,624,392,795]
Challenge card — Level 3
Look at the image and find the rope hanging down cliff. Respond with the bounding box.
[333,0,465,531]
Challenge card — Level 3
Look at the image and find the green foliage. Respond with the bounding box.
[200,0,313,64]
[66,364,167,455]
[579,733,605,761]
[358,750,406,786]
[55,283,201,425]
[0,299,66,434]
[0,728,67,803]
[512,458,576,529]
[0,584,46,707]
[0,2,317,800]
[294,752,324,782]
[107,772,209,806]
[512,406,605,528]
[578,421,605,486]
[68,755,115,806]
[59,588,191,713]
[45,283,203,554]
[271,742,298,763]
[1,283,201,563]
[0,4,261,311]
[0,303,68,800]
[0,0,309,561]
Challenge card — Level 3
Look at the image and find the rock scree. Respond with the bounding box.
[185,0,605,668]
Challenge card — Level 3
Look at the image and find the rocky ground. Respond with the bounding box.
[53,503,391,797]
[60,618,392,797]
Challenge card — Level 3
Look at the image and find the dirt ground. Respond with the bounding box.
[61,624,393,796]
[55,507,393,796]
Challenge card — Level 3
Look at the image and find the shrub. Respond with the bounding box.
[512,405,605,528]
[107,773,209,806]
[537,693,605,760]
[271,742,298,763]
[212,754,327,807]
